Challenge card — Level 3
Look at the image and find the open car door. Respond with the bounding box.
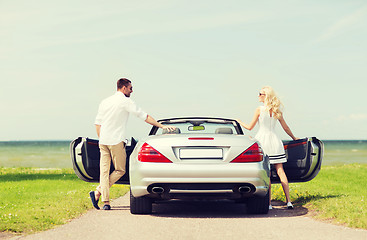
[271,137,323,183]
[71,136,323,185]
[70,137,137,184]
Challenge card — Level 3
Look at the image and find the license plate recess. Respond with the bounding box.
[179,148,223,159]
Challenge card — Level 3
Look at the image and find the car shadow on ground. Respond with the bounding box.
[110,205,130,210]
[146,200,308,219]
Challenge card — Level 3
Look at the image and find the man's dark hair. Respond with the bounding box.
[117,78,131,90]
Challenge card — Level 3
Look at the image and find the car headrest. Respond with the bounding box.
[162,128,181,134]
[215,128,233,134]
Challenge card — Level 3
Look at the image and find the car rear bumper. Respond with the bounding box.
[130,161,270,199]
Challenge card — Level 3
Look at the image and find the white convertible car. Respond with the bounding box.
[70,117,323,215]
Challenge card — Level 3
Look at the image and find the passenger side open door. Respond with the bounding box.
[271,137,324,183]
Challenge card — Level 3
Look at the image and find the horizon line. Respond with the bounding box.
[0,138,366,142]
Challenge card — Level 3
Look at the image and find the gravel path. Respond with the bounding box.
[4,192,367,240]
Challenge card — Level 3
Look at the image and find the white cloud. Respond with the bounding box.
[337,113,367,122]
[33,11,267,48]
[0,1,270,54]
[314,5,367,43]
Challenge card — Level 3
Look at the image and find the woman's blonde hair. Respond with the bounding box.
[262,86,283,119]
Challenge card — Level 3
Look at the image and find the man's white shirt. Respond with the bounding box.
[95,91,148,145]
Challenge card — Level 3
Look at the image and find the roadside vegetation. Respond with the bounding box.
[272,163,367,229]
[0,164,366,234]
[0,168,129,234]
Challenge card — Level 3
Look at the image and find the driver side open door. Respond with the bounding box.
[70,137,137,184]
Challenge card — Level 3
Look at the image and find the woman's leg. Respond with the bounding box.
[274,163,291,203]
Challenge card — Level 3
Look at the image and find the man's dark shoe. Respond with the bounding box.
[103,204,111,210]
[89,191,100,210]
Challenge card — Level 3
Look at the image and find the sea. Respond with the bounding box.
[0,140,366,168]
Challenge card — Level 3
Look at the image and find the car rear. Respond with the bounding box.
[129,134,270,202]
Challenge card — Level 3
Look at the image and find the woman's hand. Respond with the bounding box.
[236,108,261,131]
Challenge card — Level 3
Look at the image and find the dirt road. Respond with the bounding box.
[5,193,367,240]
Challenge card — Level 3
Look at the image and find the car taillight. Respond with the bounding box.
[231,143,263,163]
[138,143,172,163]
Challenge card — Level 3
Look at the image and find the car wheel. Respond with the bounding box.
[130,191,152,214]
[246,190,270,214]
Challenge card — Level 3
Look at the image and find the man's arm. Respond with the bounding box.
[145,115,175,131]
[95,124,101,138]
[125,99,175,131]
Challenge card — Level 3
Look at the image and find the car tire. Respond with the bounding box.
[246,190,270,214]
[130,191,152,214]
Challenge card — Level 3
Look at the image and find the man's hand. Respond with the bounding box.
[162,125,176,132]
[145,115,176,132]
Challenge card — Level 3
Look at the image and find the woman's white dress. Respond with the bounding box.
[255,106,287,164]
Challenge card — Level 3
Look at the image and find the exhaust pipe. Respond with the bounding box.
[151,186,165,194]
[238,186,251,194]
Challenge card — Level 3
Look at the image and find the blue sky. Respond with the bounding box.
[1,0,366,140]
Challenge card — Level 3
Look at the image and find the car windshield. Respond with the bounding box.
[155,121,238,135]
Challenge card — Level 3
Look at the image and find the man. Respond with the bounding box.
[90,78,174,210]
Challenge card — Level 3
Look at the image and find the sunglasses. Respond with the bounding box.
[259,93,266,96]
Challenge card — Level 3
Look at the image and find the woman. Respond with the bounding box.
[236,86,298,210]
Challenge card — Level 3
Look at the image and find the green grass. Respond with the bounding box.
[271,163,367,229]
[1,164,366,233]
[0,168,129,233]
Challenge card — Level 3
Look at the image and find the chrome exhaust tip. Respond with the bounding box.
[151,186,165,194]
[238,186,252,194]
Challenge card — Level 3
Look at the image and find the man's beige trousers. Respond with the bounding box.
[97,142,126,202]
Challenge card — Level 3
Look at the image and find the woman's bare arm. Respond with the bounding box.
[236,107,261,130]
[278,113,298,140]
